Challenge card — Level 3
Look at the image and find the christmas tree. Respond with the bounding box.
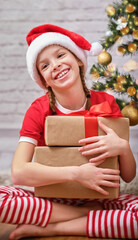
[90,0,138,126]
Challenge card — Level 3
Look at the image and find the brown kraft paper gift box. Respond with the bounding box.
[34,147,119,199]
[35,116,129,199]
[45,116,129,146]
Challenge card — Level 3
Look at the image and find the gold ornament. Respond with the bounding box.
[91,72,100,80]
[127,86,136,96]
[116,75,126,83]
[133,30,138,40]
[117,46,126,55]
[120,26,129,35]
[128,43,137,52]
[106,5,115,16]
[122,102,138,126]
[114,83,123,91]
[134,17,138,26]
[125,4,135,13]
[98,50,112,66]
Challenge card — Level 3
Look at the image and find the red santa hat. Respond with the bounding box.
[26,24,103,89]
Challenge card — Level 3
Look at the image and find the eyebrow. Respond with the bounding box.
[38,46,66,65]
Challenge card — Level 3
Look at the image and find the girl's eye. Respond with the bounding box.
[58,53,65,58]
[42,64,48,70]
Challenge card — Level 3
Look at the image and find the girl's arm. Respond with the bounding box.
[11,142,76,187]
[78,121,136,183]
[11,141,120,195]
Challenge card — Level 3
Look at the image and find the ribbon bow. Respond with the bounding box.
[85,101,113,117]
[60,101,122,117]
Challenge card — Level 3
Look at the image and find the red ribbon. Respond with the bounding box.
[85,117,98,138]
[85,101,112,117]
[66,101,122,118]
[59,101,122,138]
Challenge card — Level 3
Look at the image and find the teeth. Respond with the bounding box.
[56,70,69,79]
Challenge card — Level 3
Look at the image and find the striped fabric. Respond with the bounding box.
[0,186,137,239]
[87,193,138,239]
[0,186,52,227]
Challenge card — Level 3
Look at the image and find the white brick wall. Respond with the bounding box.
[0,0,137,171]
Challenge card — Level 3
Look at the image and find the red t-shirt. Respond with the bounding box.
[20,90,121,146]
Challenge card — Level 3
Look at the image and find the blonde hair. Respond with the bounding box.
[47,66,91,114]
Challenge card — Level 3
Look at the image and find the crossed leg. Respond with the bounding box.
[9,199,102,239]
[9,216,87,239]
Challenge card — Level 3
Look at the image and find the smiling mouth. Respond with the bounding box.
[55,69,70,79]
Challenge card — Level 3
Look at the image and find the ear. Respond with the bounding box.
[78,59,83,67]
[77,59,83,67]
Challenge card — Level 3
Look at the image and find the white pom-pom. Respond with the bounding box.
[90,42,103,56]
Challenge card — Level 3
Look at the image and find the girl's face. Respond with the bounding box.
[36,45,83,92]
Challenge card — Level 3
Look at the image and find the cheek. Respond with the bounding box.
[42,71,50,81]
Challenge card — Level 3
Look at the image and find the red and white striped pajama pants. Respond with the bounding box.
[0,186,138,239]
[87,193,138,239]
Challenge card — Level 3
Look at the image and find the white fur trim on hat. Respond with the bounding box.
[26,32,87,89]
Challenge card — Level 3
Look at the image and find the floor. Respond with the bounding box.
[0,223,125,240]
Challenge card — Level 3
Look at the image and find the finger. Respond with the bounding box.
[94,186,109,196]
[103,174,120,181]
[102,168,120,175]
[99,120,113,134]
[89,152,108,162]
[78,142,101,152]
[92,159,105,166]
[78,136,101,144]
[100,180,120,188]
[81,146,106,157]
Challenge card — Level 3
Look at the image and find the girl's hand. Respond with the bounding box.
[75,161,120,195]
[78,120,126,163]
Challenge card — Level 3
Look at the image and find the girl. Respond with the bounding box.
[0,24,137,239]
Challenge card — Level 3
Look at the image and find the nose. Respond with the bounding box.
[52,60,61,71]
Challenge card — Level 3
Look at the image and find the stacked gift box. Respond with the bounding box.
[34,115,129,199]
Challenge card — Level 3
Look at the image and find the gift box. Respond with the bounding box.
[45,116,129,146]
[34,147,119,199]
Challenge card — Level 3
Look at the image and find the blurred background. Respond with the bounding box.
[0,0,137,174]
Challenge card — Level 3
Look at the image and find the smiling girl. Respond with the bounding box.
[0,24,137,239]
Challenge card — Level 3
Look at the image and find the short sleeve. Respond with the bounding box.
[19,95,50,145]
